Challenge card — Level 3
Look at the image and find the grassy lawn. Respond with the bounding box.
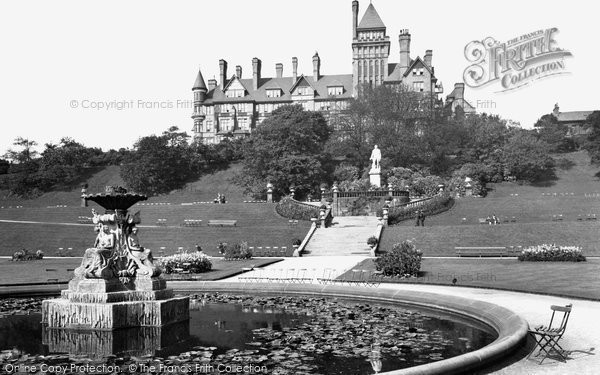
[0,202,310,256]
[340,258,600,300]
[381,221,600,256]
[0,257,281,285]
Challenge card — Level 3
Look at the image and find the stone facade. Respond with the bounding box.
[192,1,464,144]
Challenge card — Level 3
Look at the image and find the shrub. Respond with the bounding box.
[157,251,213,274]
[275,196,319,221]
[35,250,44,260]
[387,194,454,225]
[367,236,378,247]
[292,238,302,246]
[223,241,253,260]
[518,244,586,262]
[374,241,422,277]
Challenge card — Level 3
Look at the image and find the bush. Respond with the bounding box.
[275,196,320,221]
[374,241,422,277]
[367,236,378,247]
[292,238,302,246]
[12,249,43,261]
[157,251,213,274]
[223,241,253,260]
[387,194,454,225]
[518,244,586,262]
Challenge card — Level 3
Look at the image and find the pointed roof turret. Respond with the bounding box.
[357,3,385,30]
[192,69,207,91]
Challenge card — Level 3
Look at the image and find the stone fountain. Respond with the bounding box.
[42,186,189,331]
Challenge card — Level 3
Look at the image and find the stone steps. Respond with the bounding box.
[304,216,379,256]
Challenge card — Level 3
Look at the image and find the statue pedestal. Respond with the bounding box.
[42,277,189,330]
[369,168,381,188]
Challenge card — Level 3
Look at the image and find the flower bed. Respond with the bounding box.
[12,249,44,261]
[157,251,213,274]
[518,244,586,262]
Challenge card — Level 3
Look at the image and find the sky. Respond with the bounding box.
[0,0,597,155]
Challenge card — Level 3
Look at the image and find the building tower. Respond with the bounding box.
[191,69,207,134]
[351,1,390,96]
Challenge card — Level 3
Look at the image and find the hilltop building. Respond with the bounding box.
[551,104,596,137]
[191,1,466,144]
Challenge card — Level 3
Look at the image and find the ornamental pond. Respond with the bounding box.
[0,294,496,374]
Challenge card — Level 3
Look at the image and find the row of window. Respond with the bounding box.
[412,68,425,76]
[358,31,385,40]
[356,45,387,58]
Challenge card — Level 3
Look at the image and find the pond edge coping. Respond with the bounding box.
[173,281,528,375]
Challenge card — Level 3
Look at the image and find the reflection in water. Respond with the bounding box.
[43,321,190,359]
[1,297,496,374]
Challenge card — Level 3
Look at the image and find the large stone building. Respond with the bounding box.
[191,1,457,144]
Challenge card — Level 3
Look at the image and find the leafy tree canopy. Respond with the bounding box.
[238,105,332,199]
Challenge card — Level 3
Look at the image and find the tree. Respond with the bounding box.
[121,131,194,195]
[535,114,576,153]
[3,137,38,164]
[502,131,555,182]
[583,111,600,164]
[238,105,331,199]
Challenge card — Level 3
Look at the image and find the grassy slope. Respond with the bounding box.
[0,164,308,256]
[382,151,600,255]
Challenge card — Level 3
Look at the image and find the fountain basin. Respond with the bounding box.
[173,282,528,375]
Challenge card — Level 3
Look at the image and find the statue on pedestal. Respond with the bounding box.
[370,145,381,171]
[369,145,382,187]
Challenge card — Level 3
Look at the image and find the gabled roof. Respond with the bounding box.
[192,70,207,90]
[289,74,315,93]
[556,111,594,123]
[222,75,249,92]
[357,3,385,30]
[403,56,434,77]
[203,74,353,104]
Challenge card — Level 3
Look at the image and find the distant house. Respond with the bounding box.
[444,83,475,115]
[552,104,596,137]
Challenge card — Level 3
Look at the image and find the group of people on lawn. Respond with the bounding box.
[486,214,500,225]
[415,210,426,227]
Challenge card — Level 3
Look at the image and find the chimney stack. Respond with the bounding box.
[292,57,298,82]
[236,65,242,78]
[399,30,411,75]
[252,57,262,90]
[312,52,320,82]
[352,0,359,39]
[276,63,283,78]
[424,50,432,68]
[208,79,217,91]
[219,59,228,90]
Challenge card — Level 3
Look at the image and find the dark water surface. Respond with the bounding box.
[0,295,496,374]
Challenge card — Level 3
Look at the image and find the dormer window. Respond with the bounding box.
[225,89,244,98]
[266,89,282,98]
[328,86,343,96]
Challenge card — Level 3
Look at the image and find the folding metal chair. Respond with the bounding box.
[317,268,334,284]
[528,303,573,364]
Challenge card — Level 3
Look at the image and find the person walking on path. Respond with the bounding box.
[420,211,426,227]
[415,210,423,227]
